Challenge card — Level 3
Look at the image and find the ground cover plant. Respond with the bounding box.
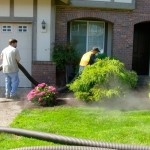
[68,58,138,102]
[0,106,150,149]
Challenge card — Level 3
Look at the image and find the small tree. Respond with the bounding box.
[68,57,138,102]
[52,43,80,70]
[52,43,81,85]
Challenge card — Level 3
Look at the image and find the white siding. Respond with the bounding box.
[36,0,51,61]
[50,0,56,59]
[14,0,33,17]
[0,0,10,17]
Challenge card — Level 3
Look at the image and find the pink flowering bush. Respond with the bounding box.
[27,83,57,106]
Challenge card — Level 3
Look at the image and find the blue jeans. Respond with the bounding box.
[79,66,85,74]
[4,71,19,97]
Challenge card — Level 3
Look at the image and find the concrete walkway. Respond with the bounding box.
[1,86,150,127]
[0,88,80,127]
[0,88,34,126]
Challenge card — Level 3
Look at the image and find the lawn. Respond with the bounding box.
[0,106,150,149]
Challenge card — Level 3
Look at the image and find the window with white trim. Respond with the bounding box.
[70,21,105,55]
[18,26,28,32]
[2,25,12,32]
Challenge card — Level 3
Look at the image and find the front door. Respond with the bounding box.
[132,22,150,75]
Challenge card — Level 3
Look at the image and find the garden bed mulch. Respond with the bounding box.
[0,87,150,127]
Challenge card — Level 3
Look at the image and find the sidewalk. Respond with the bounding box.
[0,87,34,126]
[0,88,79,127]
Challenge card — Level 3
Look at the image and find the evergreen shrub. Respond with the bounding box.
[68,57,138,102]
[52,43,80,70]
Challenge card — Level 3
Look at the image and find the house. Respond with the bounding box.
[0,0,150,87]
[0,0,56,87]
[55,0,150,83]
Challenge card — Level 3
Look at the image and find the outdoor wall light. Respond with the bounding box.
[41,20,46,29]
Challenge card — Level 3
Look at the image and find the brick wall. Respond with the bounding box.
[55,0,150,70]
[32,61,56,86]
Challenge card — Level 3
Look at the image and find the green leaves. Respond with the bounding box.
[52,43,81,70]
[68,57,138,102]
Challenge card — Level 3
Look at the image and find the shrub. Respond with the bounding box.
[52,43,81,70]
[52,43,81,85]
[27,83,57,106]
[68,57,138,102]
[96,53,107,59]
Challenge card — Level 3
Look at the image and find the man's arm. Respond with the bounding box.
[89,54,96,65]
[15,49,21,63]
[0,53,3,60]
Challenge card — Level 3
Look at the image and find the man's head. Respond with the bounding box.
[91,47,100,54]
[9,38,18,48]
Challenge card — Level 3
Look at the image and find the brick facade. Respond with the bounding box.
[32,61,56,86]
[55,0,150,70]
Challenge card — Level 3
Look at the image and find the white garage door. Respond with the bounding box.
[0,23,32,87]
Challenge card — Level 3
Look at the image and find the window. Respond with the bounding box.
[18,26,28,32]
[70,0,135,10]
[70,21,105,55]
[2,26,12,32]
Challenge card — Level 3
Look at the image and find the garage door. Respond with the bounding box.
[0,23,32,87]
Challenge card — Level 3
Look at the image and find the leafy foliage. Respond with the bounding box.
[52,43,81,70]
[96,53,107,59]
[68,58,138,102]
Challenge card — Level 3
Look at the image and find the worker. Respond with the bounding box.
[0,39,21,99]
[79,47,100,74]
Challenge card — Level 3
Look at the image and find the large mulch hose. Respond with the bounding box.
[1,65,150,150]
[12,146,108,150]
[0,63,39,86]
[17,63,39,86]
[17,63,79,92]
[0,126,150,150]
[0,63,77,92]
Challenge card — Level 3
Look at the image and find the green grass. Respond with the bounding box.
[0,106,150,149]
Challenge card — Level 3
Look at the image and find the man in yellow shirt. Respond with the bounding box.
[79,47,100,74]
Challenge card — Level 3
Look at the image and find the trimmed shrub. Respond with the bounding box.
[68,57,138,102]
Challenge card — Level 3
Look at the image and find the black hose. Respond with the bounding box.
[57,73,79,92]
[1,65,150,150]
[0,63,78,92]
[0,126,150,150]
[0,63,39,86]
[17,63,39,86]
[17,63,79,92]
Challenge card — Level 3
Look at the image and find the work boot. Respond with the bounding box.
[5,95,10,99]
[10,95,20,100]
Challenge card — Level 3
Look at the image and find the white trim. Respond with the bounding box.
[1,25,12,32]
